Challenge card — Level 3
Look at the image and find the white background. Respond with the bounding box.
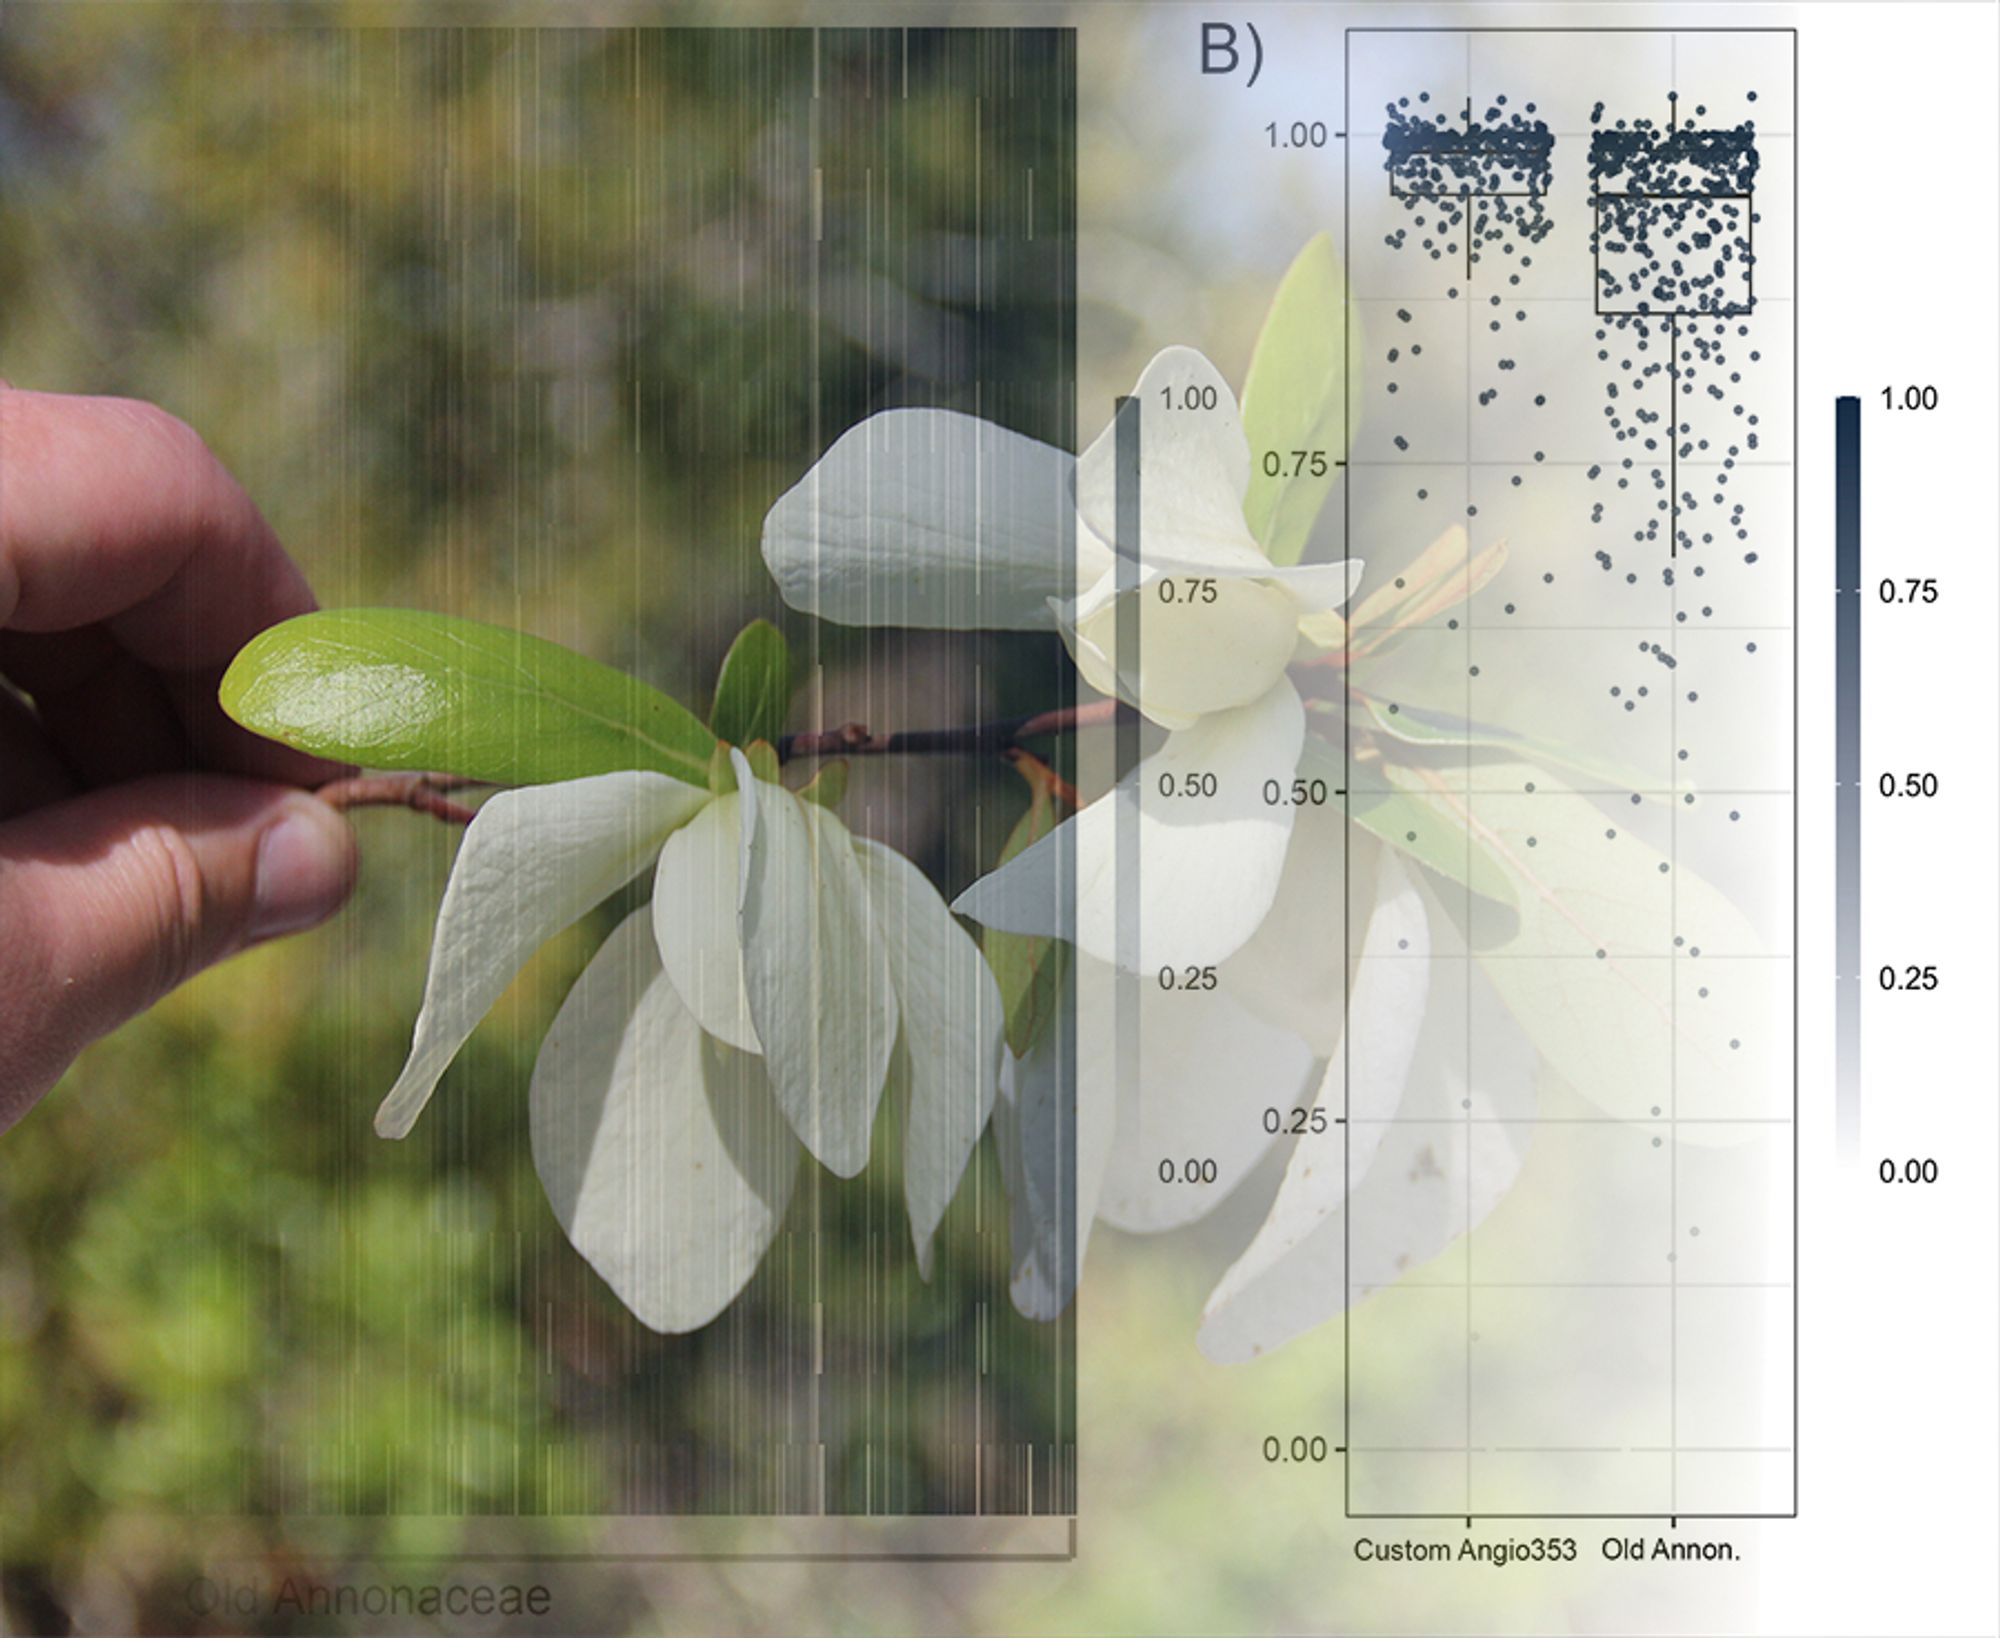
[1769,2,1999,1633]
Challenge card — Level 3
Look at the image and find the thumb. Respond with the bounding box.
[0,773,357,1127]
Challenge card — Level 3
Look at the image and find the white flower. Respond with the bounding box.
[375,750,1002,1330]
[993,945,1314,1320]
[761,342,1525,1360]
[987,844,1535,1357]
[762,344,1363,975]
[1198,851,1539,1362]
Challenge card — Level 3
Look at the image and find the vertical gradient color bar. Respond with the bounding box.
[1114,397,1142,1145]
[1835,395,1862,1159]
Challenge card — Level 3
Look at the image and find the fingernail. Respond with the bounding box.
[251,799,356,943]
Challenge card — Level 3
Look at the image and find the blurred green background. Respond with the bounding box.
[0,11,1080,1630]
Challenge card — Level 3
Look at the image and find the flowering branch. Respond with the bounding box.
[307,703,1121,829]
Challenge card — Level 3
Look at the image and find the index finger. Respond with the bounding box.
[0,387,315,664]
[0,386,341,783]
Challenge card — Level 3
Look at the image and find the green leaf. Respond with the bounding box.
[1002,937,1069,1067]
[1401,759,1769,1122]
[798,760,850,810]
[1239,233,1362,567]
[1343,523,1474,632]
[1300,734,1516,910]
[1350,784,1518,911]
[709,619,793,749]
[1356,692,1683,801]
[707,741,737,796]
[1347,537,1509,657]
[981,760,1067,1058]
[220,608,716,787]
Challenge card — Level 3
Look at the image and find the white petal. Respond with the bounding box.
[1067,565,1303,724]
[1072,555,1363,627]
[375,772,708,1139]
[952,678,1306,971]
[530,909,799,1334]
[653,795,758,1052]
[1194,854,1429,1358]
[1049,578,1142,718]
[1057,549,1364,728]
[1221,802,1348,1056]
[1068,348,1362,633]
[1198,856,1516,1364]
[854,840,1004,1278]
[1262,557,1366,616]
[738,771,898,1176]
[1094,955,1314,1233]
[1074,346,1253,565]
[994,968,1116,1321]
[760,408,1106,630]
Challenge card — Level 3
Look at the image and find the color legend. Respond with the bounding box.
[1835,394,1861,1158]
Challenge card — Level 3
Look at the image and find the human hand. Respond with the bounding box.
[0,387,358,1130]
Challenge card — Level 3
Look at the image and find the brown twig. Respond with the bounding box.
[309,700,1121,827]
[317,773,486,826]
